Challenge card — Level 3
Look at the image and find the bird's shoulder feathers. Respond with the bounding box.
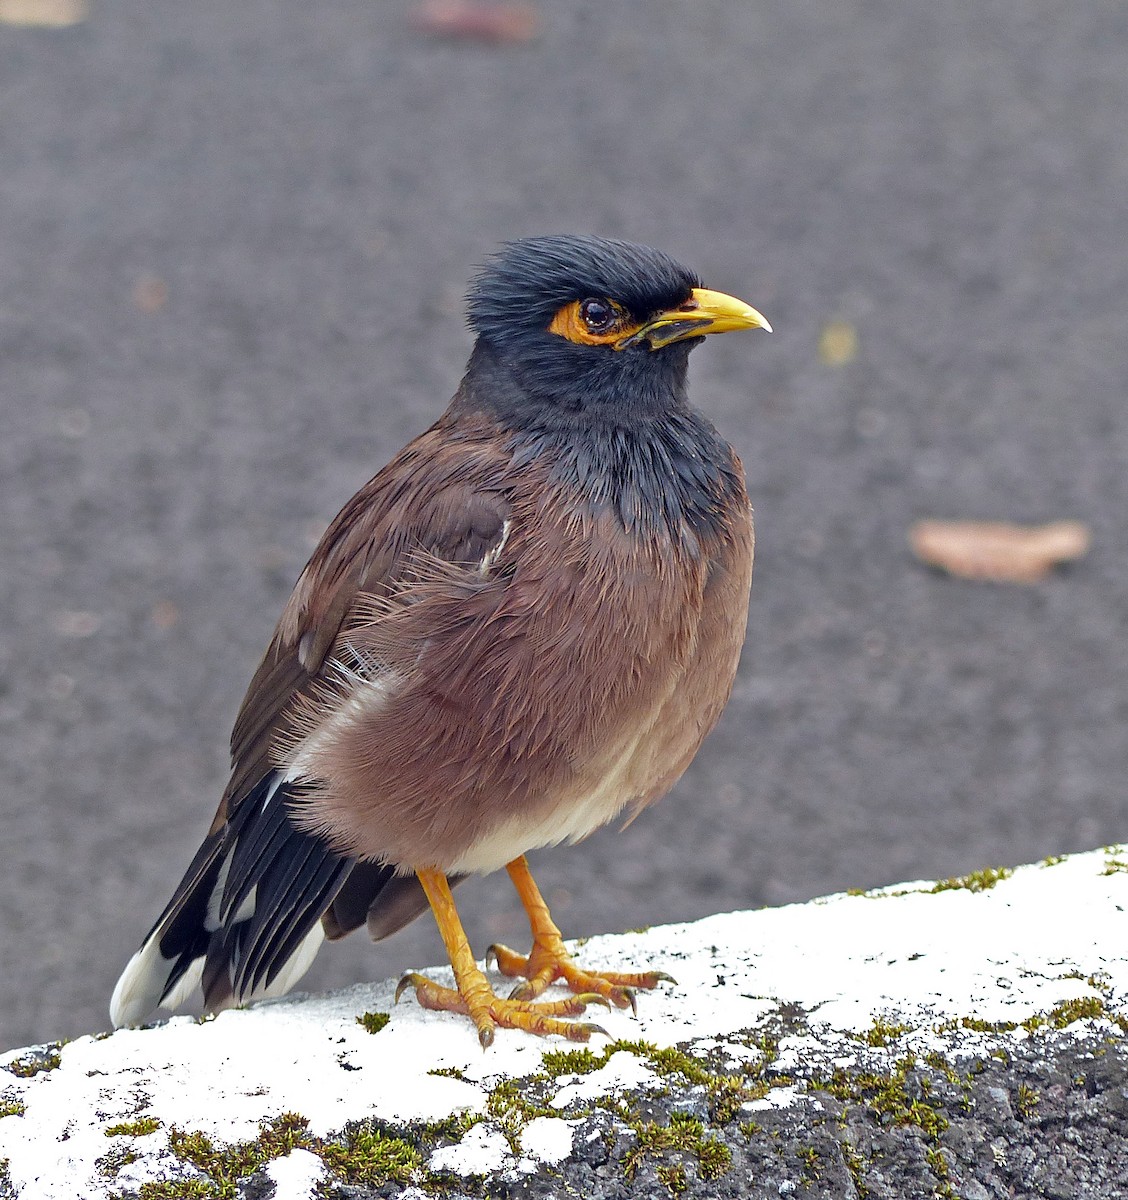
[219,416,514,822]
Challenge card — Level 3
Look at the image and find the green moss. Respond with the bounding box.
[135,1183,214,1199]
[810,1053,955,1196]
[320,1124,422,1187]
[622,1111,732,1185]
[1022,995,1120,1032]
[1015,1082,1039,1118]
[418,1109,479,1143]
[933,1015,1019,1035]
[931,997,1118,1039]
[96,1145,140,1177]
[484,1077,555,1149]
[355,1010,390,1035]
[151,1113,315,1198]
[0,1099,25,1119]
[5,1042,64,1078]
[1041,854,1067,867]
[811,1056,950,1147]
[426,1064,469,1082]
[922,1052,966,1090]
[846,864,1014,900]
[928,866,1012,894]
[855,1017,913,1047]
[540,1046,604,1076]
[798,1143,821,1179]
[105,1116,161,1137]
[1102,858,1128,876]
[925,1146,955,1198]
[538,1036,778,1125]
[656,1162,688,1192]
[605,1038,774,1123]
[839,1137,870,1199]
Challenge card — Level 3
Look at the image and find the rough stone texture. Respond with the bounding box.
[498,1038,1128,1200]
[44,1033,1116,1200]
[2,850,1126,1198]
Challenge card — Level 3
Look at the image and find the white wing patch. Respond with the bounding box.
[284,650,401,785]
[478,518,512,575]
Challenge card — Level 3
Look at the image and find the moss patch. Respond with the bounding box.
[854,1017,913,1047]
[106,1113,316,1199]
[4,1042,64,1078]
[539,1045,605,1076]
[1023,995,1126,1033]
[105,1116,161,1137]
[810,1052,960,1199]
[355,1010,390,1035]
[850,863,1014,899]
[928,866,1012,893]
[622,1111,732,1190]
[538,1034,783,1124]
[319,1123,423,1187]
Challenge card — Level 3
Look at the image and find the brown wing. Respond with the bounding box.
[222,421,513,821]
[110,414,515,1024]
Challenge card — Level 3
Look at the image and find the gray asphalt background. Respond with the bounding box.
[2,1,1127,1052]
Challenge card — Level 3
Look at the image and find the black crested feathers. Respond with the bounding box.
[466,234,701,341]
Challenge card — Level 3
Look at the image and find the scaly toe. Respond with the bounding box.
[397,972,470,1015]
[609,985,638,1016]
[485,942,530,978]
[507,975,559,1003]
[395,971,428,1005]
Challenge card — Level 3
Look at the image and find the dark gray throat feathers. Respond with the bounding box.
[455,340,746,546]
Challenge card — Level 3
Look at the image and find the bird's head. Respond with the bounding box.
[465,234,770,422]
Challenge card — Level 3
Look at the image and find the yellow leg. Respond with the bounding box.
[395,866,609,1047]
[488,856,675,1013]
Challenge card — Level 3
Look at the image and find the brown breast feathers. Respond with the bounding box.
[225,407,753,877]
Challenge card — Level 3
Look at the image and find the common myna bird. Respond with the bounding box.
[111,235,770,1045]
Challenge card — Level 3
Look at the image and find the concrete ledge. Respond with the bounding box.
[2,847,1127,1198]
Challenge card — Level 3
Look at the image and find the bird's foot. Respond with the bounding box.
[487,934,675,1015]
[395,969,610,1048]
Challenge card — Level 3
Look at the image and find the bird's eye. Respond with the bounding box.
[547,297,631,346]
[579,298,616,334]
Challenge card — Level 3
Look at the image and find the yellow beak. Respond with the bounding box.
[617,287,772,350]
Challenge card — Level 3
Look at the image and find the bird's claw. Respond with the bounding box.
[395,972,426,1004]
[506,982,611,1013]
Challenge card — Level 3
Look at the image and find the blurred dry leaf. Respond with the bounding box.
[909,518,1091,583]
[151,601,180,630]
[818,319,858,366]
[0,0,87,26]
[411,1,538,43]
[133,274,168,314]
